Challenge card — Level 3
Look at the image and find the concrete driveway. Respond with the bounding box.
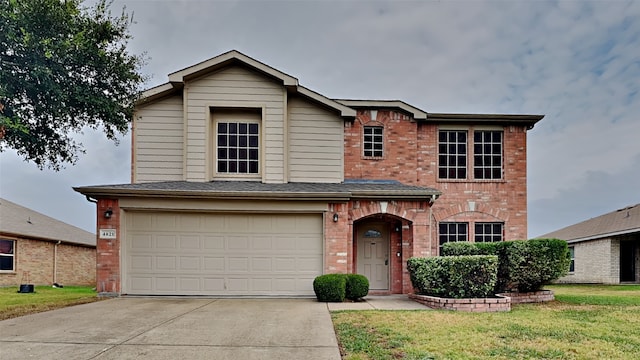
[0,298,341,360]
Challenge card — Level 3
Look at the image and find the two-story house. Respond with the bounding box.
[75,51,543,297]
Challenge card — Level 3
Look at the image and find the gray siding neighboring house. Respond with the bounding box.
[540,203,640,284]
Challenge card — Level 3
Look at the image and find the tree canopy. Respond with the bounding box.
[0,0,146,169]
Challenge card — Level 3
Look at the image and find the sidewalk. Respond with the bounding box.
[327,295,431,311]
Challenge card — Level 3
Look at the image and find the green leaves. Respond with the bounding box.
[0,0,146,169]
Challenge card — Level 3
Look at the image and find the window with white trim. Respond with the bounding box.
[216,121,260,175]
[0,239,15,272]
[439,222,468,251]
[438,130,467,179]
[474,222,503,242]
[363,126,384,157]
[568,246,575,272]
[473,130,503,179]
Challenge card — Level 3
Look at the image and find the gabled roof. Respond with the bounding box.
[538,203,640,243]
[74,181,441,201]
[0,198,95,247]
[138,50,356,118]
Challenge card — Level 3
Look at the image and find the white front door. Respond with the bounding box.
[356,223,389,290]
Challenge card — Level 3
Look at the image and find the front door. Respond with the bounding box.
[357,223,389,290]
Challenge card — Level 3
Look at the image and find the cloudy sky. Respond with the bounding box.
[1,0,638,238]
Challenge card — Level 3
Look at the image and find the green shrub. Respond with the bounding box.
[441,242,479,256]
[407,255,498,298]
[313,274,346,302]
[506,239,570,292]
[345,274,369,300]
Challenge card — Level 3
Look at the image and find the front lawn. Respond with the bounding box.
[0,285,101,321]
[332,284,640,360]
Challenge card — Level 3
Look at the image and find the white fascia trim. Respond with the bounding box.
[168,50,299,86]
[297,87,356,118]
[335,99,427,120]
[565,227,640,243]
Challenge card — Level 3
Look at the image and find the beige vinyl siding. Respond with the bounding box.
[134,95,184,183]
[185,65,286,182]
[288,96,344,183]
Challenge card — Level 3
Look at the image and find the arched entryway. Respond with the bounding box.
[353,215,408,294]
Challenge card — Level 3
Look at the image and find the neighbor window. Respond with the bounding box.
[363,126,384,157]
[474,222,503,242]
[438,130,467,179]
[439,222,468,252]
[217,122,260,174]
[0,239,15,272]
[473,130,503,179]
[568,246,575,272]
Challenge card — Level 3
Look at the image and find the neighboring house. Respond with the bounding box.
[0,198,96,286]
[540,203,640,284]
[75,50,543,296]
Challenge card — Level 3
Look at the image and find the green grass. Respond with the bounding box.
[332,285,640,360]
[0,285,101,320]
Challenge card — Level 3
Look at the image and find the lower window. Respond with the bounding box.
[474,222,503,242]
[0,239,15,271]
[439,222,468,251]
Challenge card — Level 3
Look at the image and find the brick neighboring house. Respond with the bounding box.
[75,50,543,296]
[540,203,640,284]
[0,198,96,286]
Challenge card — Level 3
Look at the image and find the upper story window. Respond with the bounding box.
[474,131,503,179]
[216,121,260,175]
[0,239,15,272]
[438,128,503,181]
[438,130,467,179]
[439,222,468,251]
[474,222,503,242]
[363,126,384,157]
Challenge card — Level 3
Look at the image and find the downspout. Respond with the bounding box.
[53,240,61,284]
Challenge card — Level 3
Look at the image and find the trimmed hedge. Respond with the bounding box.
[407,255,498,298]
[441,239,571,293]
[313,274,345,302]
[345,274,369,300]
[313,273,369,302]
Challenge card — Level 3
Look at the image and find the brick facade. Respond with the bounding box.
[0,236,95,287]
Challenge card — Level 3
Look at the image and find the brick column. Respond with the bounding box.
[324,203,349,274]
[96,198,120,296]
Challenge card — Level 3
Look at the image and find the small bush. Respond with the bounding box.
[345,274,369,300]
[313,274,346,302]
[408,255,498,298]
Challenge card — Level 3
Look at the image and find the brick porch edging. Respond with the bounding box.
[408,294,511,312]
[498,290,554,304]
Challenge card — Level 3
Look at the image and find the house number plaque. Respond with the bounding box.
[99,229,117,239]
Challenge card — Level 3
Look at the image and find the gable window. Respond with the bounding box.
[474,130,503,179]
[0,239,15,272]
[474,222,503,242]
[438,130,467,179]
[568,246,575,272]
[217,121,260,175]
[439,222,468,252]
[363,126,384,157]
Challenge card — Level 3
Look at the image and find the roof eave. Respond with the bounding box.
[562,227,640,243]
[296,87,356,118]
[425,113,545,128]
[335,99,427,120]
[0,230,96,248]
[74,187,351,202]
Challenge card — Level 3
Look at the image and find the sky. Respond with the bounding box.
[1,0,639,238]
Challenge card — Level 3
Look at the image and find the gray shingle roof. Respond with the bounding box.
[0,198,96,247]
[74,180,441,200]
[538,203,640,242]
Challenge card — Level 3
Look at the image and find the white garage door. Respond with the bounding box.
[123,212,323,296]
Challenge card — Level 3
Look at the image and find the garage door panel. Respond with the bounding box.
[125,212,323,295]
